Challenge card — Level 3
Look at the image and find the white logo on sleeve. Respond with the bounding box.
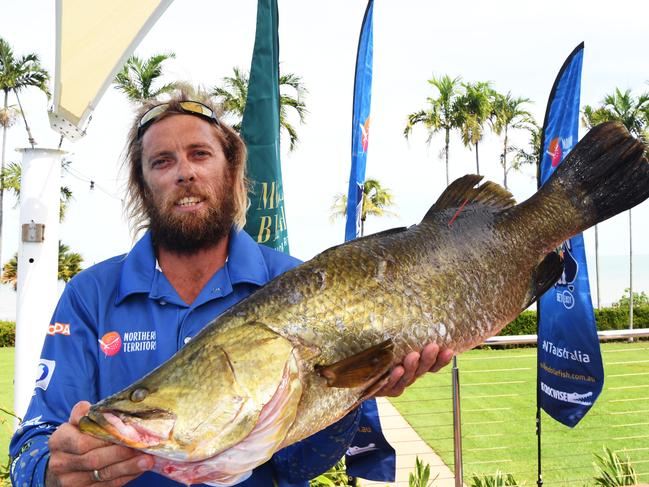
[18,415,43,430]
[35,359,56,391]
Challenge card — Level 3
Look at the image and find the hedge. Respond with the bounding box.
[0,321,15,347]
[499,305,649,336]
[0,306,648,347]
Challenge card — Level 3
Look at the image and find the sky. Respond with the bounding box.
[1,0,648,313]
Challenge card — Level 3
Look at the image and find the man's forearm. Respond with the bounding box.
[10,433,51,487]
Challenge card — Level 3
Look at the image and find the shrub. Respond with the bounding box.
[309,459,349,487]
[0,321,15,347]
[408,456,437,487]
[470,470,524,487]
[497,306,649,337]
[499,311,537,336]
[592,446,638,486]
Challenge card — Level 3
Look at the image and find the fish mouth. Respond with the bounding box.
[80,408,177,449]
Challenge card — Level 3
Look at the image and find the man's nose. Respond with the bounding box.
[176,158,196,183]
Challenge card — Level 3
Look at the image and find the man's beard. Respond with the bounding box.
[145,180,235,254]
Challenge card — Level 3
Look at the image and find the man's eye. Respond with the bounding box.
[151,158,168,167]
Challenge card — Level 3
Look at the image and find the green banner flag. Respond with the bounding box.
[241,0,289,253]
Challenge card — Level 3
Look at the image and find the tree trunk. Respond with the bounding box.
[444,128,450,187]
[475,141,480,175]
[503,127,508,190]
[14,91,35,148]
[0,90,8,268]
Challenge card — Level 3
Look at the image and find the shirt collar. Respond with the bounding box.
[116,229,270,305]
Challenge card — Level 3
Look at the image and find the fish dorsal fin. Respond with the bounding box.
[423,175,516,222]
[315,339,394,388]
[522,251,565,309]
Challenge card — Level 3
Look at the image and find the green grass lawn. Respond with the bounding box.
[0,347,14,464]
[2,343,648,485]
[391,342,649,486]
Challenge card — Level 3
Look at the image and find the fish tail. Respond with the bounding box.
[539,121,649,230]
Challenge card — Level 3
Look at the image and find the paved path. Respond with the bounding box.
[360,397,457,487]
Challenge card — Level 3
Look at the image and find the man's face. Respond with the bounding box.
[140,114,235,253]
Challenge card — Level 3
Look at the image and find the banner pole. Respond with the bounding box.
[536,335,543,487]
[452,356,463,486]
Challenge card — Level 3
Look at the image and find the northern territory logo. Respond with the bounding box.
[99,331,122,356]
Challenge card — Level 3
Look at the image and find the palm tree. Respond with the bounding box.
[331,178,396,237]
[211,67,308,152]
[511,123,542,171]
[491,92,535,189]
[0,37,50,267]
[582,87,649,320]
[454,81,495,175]
[113,52,177,102]
[404,75,463,186]
[0,160,73,221]
[1,241,83,290]
[582,88,649,140]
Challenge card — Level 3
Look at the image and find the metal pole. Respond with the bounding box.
[536,301,543,487]
[595,225,600,309]
[628,209,634,341]
[452,355,463,486]
[13,148,64,424]
[536,399,543,487]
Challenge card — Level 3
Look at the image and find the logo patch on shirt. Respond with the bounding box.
[122,330,157,353]
[35,359,56,391]
[99,331,122,356]
[47,322,70,336]
[18,415,43,430]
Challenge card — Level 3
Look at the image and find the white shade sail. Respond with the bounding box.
[49,0,173,140]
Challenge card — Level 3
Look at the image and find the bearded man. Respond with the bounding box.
[10,93,452,487]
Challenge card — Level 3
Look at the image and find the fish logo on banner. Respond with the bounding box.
[537,42,604,427]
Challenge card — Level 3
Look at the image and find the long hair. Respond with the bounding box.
[123,90,248,236]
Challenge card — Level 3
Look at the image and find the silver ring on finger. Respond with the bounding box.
[92,469,103,482]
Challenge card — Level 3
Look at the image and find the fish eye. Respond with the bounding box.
[130,388,149,402]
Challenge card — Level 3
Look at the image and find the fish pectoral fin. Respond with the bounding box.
[523,251,565,308]
[314,339,394,388]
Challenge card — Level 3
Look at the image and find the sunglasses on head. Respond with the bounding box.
[137,101,221,139]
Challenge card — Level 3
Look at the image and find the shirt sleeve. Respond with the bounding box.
[10,282,100,487]
[271,407,361,483]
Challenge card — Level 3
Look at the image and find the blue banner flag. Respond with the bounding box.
[241,0,289,253]
[342,1,395,482]
[344,0,374,241]
[537,42,604,427]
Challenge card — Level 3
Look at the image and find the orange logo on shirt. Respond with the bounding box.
[47,322,70,336]
[99,331,122,356]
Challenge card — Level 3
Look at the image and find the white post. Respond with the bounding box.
[13,148,64,422]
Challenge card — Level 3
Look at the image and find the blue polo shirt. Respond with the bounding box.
[10,229,360,486]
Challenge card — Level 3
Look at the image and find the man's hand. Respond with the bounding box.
[46,401,154,487]
[375,343,454,398]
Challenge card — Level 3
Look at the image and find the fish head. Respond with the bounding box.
[80,323,303,462]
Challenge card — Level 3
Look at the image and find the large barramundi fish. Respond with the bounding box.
[80,122,649,485]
